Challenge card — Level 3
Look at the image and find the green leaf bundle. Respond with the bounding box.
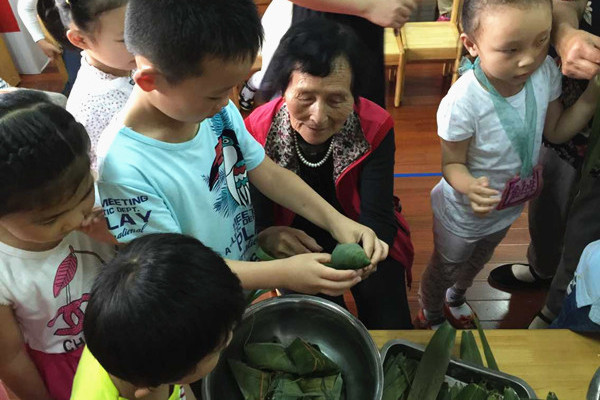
[287,338,340,376]
[244,343,298,373]
[330,243,371,270]
[229,359,271,400]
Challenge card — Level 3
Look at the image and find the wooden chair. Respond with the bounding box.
[0,36,20,86]
[392,0,464,106]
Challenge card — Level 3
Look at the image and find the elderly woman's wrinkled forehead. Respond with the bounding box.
[292,56,352,84]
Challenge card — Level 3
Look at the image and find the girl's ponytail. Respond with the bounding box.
[0,90,90,216]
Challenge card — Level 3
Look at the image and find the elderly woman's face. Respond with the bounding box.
[284,57,354,145]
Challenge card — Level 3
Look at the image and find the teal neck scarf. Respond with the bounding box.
[461,57,538,178]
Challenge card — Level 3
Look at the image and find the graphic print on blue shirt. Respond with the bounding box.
[205,110,256,258]
[208,129,251,212]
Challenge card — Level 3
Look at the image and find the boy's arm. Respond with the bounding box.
[442,138,500,216]
[248,157,388,265]
[544,76,600,144]
[0,306,53,400]
[552,0,600,79]
[290,0,417,28]
[226,257,362,296]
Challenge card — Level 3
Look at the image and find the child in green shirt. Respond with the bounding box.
[70,233,245,399]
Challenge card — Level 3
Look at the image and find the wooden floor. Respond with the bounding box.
[14,61,546,331]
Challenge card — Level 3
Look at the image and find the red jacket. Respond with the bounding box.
[245,97,415,284]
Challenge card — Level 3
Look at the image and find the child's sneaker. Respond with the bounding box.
[443,300,477,329]
[437,13,450,22]
[413,309,445,330]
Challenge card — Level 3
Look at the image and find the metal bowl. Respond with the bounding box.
[380,340,537,399]
[202,295,383,400]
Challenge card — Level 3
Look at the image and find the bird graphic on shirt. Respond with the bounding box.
[208,129,251,207]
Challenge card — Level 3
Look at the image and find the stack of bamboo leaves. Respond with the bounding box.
[383,320,560,400]
[229,337,345,400]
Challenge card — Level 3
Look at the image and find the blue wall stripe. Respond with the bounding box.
[394,172,442,178]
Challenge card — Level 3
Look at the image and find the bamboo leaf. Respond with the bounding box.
[502,387,519,400]
[298,374,344,400]
[245,343,298,373]
[460,330,484,366]
[286,338,340,376]
[454,384,488,400]
[269,377,307,399]
[256,247,275,261]
[229,359,271,400]
[406,321,457,400]
[473,317,499,371]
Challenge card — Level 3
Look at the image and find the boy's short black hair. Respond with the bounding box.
[124,0,263,84]
[84,233,246,387]
[462,0,552,36]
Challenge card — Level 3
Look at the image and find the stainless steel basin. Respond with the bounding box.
[202,295,383,400]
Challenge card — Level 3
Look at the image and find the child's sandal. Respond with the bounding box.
[413,309,445,330]
[443,300,477,329]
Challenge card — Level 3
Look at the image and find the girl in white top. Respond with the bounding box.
[415,0,600,329]
[38,0,136,169]
[0,91,114,400]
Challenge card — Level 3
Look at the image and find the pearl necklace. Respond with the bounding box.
[294,134,334,168]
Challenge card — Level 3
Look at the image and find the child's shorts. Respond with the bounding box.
[27,345,84,400]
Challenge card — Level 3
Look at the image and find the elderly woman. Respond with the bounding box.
[246,19,414,329]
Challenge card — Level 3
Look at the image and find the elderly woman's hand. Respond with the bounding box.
[555,27,600,79]
[329,216,389,275]
[258,226,323,258]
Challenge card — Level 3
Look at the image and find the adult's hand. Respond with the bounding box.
[329,215,389,273]
[556,27,600,79]
[257,226,323,258]
[364,0,419,29]
[36,39,62,60]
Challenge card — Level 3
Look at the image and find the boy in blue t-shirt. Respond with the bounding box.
[96,0,388,296]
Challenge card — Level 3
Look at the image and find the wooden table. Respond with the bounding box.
[371,330,600,400]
